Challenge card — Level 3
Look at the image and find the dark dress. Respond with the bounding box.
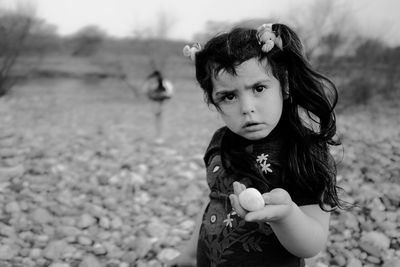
[196,125,319,267]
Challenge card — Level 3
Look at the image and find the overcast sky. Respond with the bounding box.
[2,0,400,45]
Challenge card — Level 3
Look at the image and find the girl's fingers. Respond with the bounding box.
[239,183,246,192]
[229,194,247,218]
[244,204,288,222]
[233,181,246,196]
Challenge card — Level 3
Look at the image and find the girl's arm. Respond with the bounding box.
[268,201,330,258]
[230,182,330,258]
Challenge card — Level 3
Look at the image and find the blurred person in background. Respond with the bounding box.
[143,70,174,144]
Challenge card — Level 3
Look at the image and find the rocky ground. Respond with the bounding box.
[0,79,399,267]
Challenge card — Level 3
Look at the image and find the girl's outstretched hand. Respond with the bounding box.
[229,181,294,223]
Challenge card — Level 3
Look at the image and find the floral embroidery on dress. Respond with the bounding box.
[223,211,237,228]
[200,205,269,267]
[256,153,273,174]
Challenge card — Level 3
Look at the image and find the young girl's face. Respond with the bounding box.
[212,58,284,140]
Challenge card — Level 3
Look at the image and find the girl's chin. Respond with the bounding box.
[239,130,270,141]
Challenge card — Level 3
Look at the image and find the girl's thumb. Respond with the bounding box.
[262,188,290,205]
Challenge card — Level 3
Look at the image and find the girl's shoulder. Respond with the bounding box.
[203,127,228,166]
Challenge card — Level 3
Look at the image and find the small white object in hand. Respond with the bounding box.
[238,188,265,211]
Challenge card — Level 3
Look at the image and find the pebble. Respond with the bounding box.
[360,231,391,258]
[79,255,102,267]
[99,216,111,229]
[367,255,382,264]
[49,263,70,267]
[333,254,347,266]
[4,201,21,213]
[77,213,97,229]
[92,243,107,256]
[0,244,19,260]
[121,251,138,263]
[346,258,362,267]
[43,240,69,260]
[29,248,42,259]
[383,258,400,267]
[157,248,180,263]
[78,235,93,246]
[0,165,24,182]
[31,207,54,224]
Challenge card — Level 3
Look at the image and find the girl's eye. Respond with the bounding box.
[222,93,236,102]
[254,85,266,93]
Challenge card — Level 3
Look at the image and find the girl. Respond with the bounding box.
[171,23,343,267]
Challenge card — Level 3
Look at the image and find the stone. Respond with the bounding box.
[99,216,111,229]
[333,254,347,266]
[367,255,381,265]
[4,201,21,213]
[0,165,24,182]
[56,225,80,238]
[133,237,153,258]
[157,248,180,263]
[0,222,16,237]
[79,255,102,267]
[0,244,19,260]
[48,263,70,267]
[43,240,69,260]
[31,208,54,224]
[346,257,363,267]
[77,213,97,229]
[92,243,107,256]
[383,258,400,267]
[111,216,123,229]
[121,251,138,263]
[360,231,391,258]
[77,235,93,246]
[29,248,42,259]
[239,188,265,211]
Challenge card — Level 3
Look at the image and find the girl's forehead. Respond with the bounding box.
[214,58,273,83]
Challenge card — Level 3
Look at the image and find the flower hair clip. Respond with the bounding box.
[256,24,283,53]
[183,43,202,61]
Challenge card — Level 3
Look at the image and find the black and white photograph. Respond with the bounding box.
[0,0,399,266]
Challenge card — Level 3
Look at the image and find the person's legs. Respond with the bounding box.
[154,101,164,144]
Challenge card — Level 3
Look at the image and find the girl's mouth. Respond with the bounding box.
[243,121,261,127]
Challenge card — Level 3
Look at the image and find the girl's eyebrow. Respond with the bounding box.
[214,79,270,96]
[244,79,270,89]
[214,88,238,96]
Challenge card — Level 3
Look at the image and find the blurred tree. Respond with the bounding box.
[339,37,399,107]
[0,4,35,97]
[288,0,356,63]
[354,38,386,64]
[317,33,344,63]
[24,19,61,55]
[132,9,176,70]
[70,25,106,56]
[192,20,232,44]
[383,46,400,95]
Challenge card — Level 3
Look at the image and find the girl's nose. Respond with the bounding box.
[240,96,255,115]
